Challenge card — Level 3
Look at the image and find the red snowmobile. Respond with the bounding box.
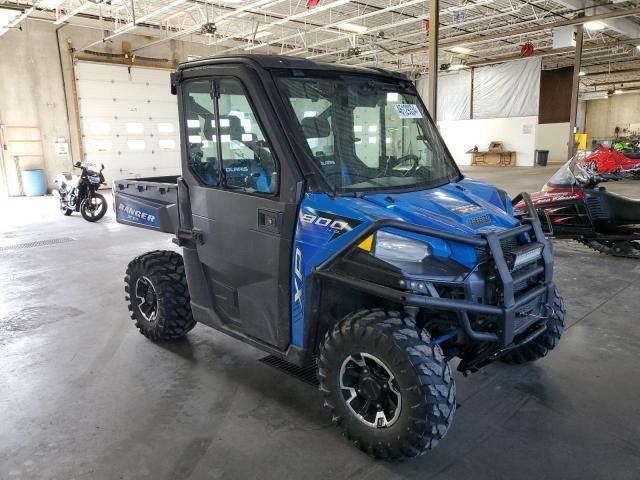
[514,148,640,259]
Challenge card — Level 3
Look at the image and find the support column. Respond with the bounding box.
[568,24,583,160]
[428,0,439,121]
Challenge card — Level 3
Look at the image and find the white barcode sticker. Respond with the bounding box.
[393,104,423,119]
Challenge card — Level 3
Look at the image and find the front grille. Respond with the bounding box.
[500,236,519,252]
[469,214,492,227]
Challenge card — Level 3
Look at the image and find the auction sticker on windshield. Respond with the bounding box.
[393,104,423,119]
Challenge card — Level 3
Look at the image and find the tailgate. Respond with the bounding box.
[113,177,179,233]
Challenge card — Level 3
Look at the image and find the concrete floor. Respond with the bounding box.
[1,166,639,479]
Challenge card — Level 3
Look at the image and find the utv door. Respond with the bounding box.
[176,66,301,350]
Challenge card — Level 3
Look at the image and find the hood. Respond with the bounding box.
[347,179,518,236]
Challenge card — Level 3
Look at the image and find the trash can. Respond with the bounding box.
[535,150,549,167]
[22,169,47,197]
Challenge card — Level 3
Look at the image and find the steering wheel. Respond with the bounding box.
[388,154,420,177]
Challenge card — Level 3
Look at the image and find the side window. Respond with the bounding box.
[217,78,279,194]
[184,80,219,186]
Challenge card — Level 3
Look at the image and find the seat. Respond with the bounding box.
[602,190,640,222]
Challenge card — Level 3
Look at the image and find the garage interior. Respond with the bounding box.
[1,0,640,478]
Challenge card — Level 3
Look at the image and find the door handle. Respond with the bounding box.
[258,209,281,234]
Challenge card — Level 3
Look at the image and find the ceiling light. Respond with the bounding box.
[584,21,605,31]
[254,30,272,39]
[39,0,65,9]
[636,45,640,51]
[449,46,472,55]
[579,71,586,76]
[449,64,467,71]
[614,89,623,94]
[337,22,367,34]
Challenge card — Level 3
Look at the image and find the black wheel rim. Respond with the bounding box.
[339,353,401,428]
[135,276,158,322]
[84,197,103,218]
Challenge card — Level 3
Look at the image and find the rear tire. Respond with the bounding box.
[80,193,107,222]
[501,287,565,364]
[125,250,196,341]
[318,309,456,460]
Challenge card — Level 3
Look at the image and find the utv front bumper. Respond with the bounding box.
[314,193,554,350]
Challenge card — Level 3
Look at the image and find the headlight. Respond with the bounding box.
[372,231,430,263]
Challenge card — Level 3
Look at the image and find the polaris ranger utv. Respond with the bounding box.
[114,55,565,459]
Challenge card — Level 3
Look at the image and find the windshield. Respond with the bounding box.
[275,72,461,193]
[547,159,579,187]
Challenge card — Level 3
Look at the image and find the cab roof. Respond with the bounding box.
[177,54,408,81]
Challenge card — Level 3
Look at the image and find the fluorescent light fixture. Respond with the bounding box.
[337,22,367,34]
[614,89,623,95]
[579,71,586,76]
[187,119,200,128]
[368,125,377,133]
[241,133,253,142]
[303,111,317,118]
[449,64,466,71]
[387,92,399,102]
[354,125,363,132]
[637,45,640,51]
[368,137,377,144]
[584,21,605,31]
[449,46,472,55]
[39,0,65,10]
[254,30,273,39]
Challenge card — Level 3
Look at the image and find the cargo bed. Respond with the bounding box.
[113,176,179,233]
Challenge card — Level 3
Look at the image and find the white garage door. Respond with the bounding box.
[75,62,180,185]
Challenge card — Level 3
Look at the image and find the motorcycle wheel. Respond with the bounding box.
[59,201,73,216]
[80,193,107,222]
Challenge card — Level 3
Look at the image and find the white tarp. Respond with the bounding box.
[415,70,471,122]
[472,57,541,119]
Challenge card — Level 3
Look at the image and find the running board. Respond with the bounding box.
[259,355,319,387]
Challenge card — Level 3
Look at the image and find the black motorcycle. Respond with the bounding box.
[54,162,107,222]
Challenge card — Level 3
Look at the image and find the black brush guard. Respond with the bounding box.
[314,192,554,348]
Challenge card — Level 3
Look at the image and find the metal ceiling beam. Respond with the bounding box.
[463,37,640,68]
[399,6,640,55]
[206,0,350,47]
[54,0,93,25]
[551,0,640,40]
[584,66,640,78]
[586,77,640,87]
[80,0,187,50]
[240,0,428,53]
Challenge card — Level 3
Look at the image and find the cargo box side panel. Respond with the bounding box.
[114,188,178,233]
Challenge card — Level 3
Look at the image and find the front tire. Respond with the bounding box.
[125,250,196,341]
[80,193,107,222]
[501,287,566,364]
[59,200,73,216]
[318,309,456,460]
